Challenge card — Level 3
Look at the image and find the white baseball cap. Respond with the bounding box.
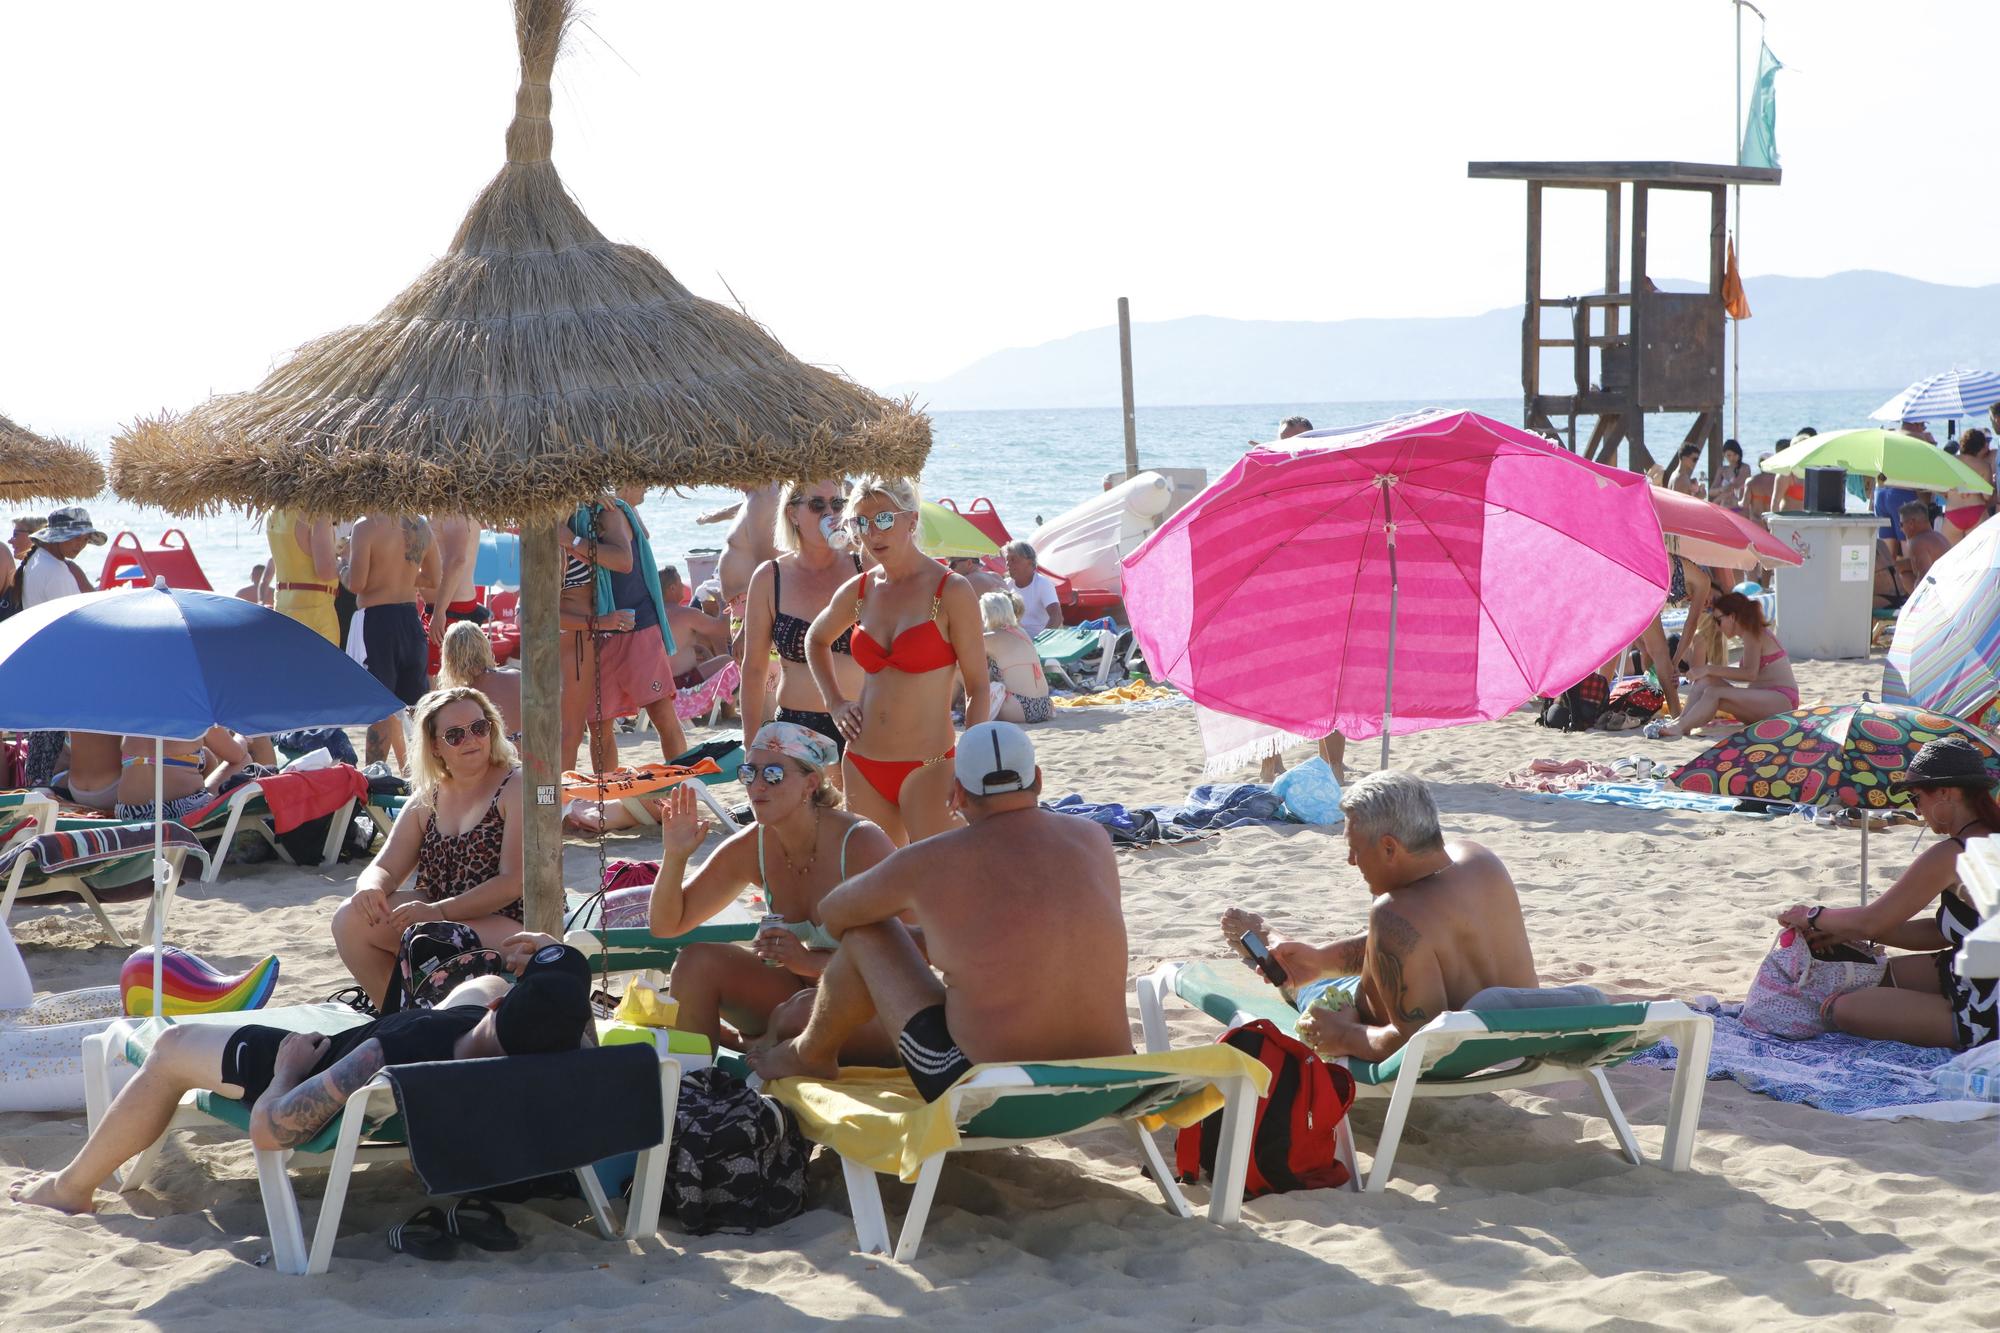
[955,721,1037,796]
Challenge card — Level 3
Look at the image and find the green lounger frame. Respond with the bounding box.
[1135,961,1713,1193]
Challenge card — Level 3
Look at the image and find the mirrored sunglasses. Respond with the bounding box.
[440,718,492,747]
[738,763,791,786]
[844,509,911,535]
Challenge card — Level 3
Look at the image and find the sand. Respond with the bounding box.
[3,654,1996,1329]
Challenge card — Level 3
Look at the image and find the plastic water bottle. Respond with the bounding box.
[1935,1067,1969,1099]
[1935,1065,2000,1101]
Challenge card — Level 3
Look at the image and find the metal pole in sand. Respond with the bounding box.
[1118,297,1140,479]
[152,736,164,1018]
[1379,476,1399,772]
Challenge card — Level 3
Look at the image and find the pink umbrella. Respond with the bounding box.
[1122,409,1672,768]
[1650,485,1802,569]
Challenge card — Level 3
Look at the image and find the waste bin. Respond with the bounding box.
[1764,513,1879,660]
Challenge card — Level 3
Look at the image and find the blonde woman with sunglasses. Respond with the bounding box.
[332,687,524,1007]
[738,478,863,757]
[807,475,991,844]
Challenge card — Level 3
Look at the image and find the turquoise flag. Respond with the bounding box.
[1739,41,1782,170]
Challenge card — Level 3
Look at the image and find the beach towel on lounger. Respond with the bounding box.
[0,821,203,879]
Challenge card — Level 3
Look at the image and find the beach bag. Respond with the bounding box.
[1175,1019,1354,1197]
[1538,675,1610,732]
[1740,928,1887,1039]
[663,1068,809,1235]
[1271,757,1344,825]
[381,921,507,1016]
[1607,679,1666,722]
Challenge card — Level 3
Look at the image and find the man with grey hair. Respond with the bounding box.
[1003,540,1061,637]
[1278,415,1314,439]
[1220,770,1536,1063]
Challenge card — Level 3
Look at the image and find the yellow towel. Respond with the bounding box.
[1052,680,1177,709]
[764,1046,1270,1183]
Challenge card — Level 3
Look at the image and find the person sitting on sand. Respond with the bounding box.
[332,688,524,1009]
[1779,737,1997,1049]
[8,935,592,1216]
[1220,770,1538,1062]
[1645,591,1798,739]
[980,591,1052,724]
[614,722,893,1049]
[1895,500,1950,587]
[436,621,521,739]
[750,722,1132,1098]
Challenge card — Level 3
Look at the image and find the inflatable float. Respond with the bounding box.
[0,946,279,1113]
[1027,471,1172,595]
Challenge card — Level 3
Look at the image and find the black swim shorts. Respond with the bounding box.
[897,1004,974,1102]
[361,601,429,707]
[217,1023,325,1106]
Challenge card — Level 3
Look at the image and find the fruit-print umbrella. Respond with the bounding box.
[1669,701,2000,902]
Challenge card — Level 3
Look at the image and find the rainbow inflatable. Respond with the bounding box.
[120,947,280,1017]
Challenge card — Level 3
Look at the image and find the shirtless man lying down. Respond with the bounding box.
[749,721,1132,1099]
[1222,770,1537,1063]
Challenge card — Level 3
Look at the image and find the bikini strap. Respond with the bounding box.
[931,570,950,618]
[756,823,769,892]
[768,559,781,615]
[838,818,862,879]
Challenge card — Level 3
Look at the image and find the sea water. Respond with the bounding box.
[64,387,1894,595]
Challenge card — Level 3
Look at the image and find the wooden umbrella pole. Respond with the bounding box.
[519,522,565,935]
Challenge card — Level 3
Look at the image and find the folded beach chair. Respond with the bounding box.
[1135,961,1713,1193]
[82,1004,700,1276]
[1034,624,1123,690]
[763,1047,1269,1262]
[0,819,209,947]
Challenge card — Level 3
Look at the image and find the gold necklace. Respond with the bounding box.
[774,806,821,878]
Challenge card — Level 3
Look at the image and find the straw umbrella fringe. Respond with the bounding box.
[108,0,929,520]
[0,413,107,503]
[103,0,930,935]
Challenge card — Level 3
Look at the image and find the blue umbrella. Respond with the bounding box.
[0,585,404,1012]
[473,531,521,587]
[1870,368,2000,431]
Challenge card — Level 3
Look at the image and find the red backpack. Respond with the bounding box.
[1174,1018,1356,1196]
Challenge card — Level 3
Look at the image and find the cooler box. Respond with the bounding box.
[1764,513,1878,660]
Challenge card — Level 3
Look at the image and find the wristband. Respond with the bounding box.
[1805,905,1824,929]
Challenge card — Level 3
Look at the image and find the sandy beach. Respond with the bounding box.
[0,651,1992,1329]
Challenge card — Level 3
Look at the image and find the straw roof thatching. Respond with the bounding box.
[0,412,108,503]
[110,0,929,522]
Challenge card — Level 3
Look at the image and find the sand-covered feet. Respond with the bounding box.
[8,1172,95,1215]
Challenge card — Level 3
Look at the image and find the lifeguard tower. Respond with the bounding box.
[1467,161,1780,474]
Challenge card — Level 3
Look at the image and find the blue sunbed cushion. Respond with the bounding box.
[1466,984,1609,1011]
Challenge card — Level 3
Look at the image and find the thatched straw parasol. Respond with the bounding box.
[0,412,107,503]
[109,0,931,930]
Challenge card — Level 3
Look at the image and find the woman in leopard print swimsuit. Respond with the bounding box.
[332,687,526,1007]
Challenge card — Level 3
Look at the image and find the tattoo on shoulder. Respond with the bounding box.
[267,1041,385,1149]
[1369,907,1430,1025]
[401,517,431,565]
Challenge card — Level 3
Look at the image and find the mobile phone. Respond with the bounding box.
[1238,930,1288,986]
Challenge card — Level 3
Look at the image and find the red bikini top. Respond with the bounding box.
[851,572,956,675]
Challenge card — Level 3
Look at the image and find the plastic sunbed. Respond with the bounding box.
[1136,960,1713,1193]
[83,1004,699,1276]
[0,805,210,947]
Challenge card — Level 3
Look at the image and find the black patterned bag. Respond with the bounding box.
[665,1067,809,1235]
[383,920,507,1015]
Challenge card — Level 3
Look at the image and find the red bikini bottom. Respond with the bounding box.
[848,747,956,805]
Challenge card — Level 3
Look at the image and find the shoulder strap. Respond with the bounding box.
[488,768,515,809]
[931,570,951,618]
[768,559,781,612]
[838,819,862,877]
[756,824,769,890]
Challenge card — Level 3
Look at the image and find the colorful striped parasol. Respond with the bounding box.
[1669,700,2000,900]
[1884,514,2000,723]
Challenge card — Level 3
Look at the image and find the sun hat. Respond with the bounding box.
[954,720,1037,796]
[750,720,839,773]
[1891,736,1995,793]
[39,506,107,546]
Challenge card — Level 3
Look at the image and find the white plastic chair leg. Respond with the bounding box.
[257,1149,311,1276]
[318,801,356,865]
[302,1095,376,1276]
[1131,1121,1193,1219]
[1367,1059,1426,1193]
[893,1153,948,1262]
[1660,1017,1712,1171]
[1587,1065,1645,1166]
[574,1162,622,1241]
[623,1061,679,1240]
[202,798,250,883]
[1206,1074,1256,1224]
[841,1156,893,1256]
[1334,1112,1361,1193]
[1135,964,1179,1055]
[691,784,734,827]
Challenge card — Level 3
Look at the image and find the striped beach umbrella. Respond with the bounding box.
[1884,515,2000,723]
[1870,369,2000,426]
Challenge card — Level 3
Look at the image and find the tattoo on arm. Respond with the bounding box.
[1324,936,1368,975]
[1369,908,1430,1025]
[262,1041,386,1149]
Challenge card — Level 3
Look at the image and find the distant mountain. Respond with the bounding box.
[901,271,2000,411]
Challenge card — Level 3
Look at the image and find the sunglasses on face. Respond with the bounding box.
[844,509,911,535]
[738,763,791,786]
[438,718,491,747]
[788,495,846,516]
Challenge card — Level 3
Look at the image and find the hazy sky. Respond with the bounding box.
[4,0,1994,434]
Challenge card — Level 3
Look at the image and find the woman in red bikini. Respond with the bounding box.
[1651,591,1799,739]
[807,475,990,844]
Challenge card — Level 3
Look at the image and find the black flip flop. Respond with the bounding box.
[443,1196,521,1252]
[388,1205,459,1260]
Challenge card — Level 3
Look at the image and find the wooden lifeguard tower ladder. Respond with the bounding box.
[1467,161,1780,474]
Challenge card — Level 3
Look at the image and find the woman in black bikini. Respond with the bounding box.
[332,687,525,1007]
[738,478,862,755]
[1781,737,1998,1050]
